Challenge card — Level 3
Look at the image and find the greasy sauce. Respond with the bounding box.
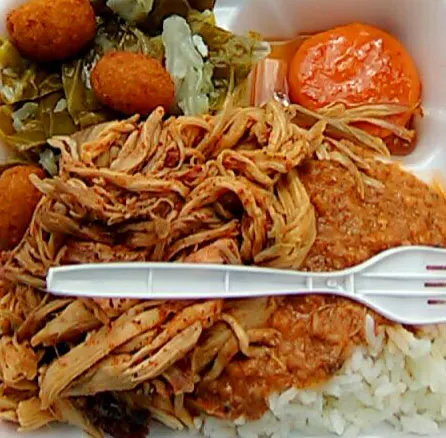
[300,160,446,271]
[193,296,365,420]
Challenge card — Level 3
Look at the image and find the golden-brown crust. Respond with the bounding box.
[6,0,96,62]
[91,51,175,116]
[0,165,46,251]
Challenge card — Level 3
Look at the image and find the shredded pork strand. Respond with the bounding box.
[3,100,327,286]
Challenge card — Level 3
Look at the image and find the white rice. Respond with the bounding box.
[197,316,446,437]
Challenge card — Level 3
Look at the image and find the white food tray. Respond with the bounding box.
[0,0,446,437]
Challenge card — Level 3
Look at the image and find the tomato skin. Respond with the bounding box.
[288,23,421,139]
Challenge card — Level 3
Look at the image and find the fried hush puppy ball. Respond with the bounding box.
[0,165,46,251]
[91,51,176,116]
[6,0,96,62]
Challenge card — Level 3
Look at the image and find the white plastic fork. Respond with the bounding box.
[46,246,446,325]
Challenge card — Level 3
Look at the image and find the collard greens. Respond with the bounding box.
[0,92,77,154]
[107,0,155,23]
[0,38,73,154]
[0,0,267,158]
[189,12,270,110]
[0,38,62,105]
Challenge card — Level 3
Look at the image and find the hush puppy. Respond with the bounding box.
[7,0,96,62]
[0,165,45,251]
[91,51,175,116]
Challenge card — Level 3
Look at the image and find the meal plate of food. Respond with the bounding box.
[0,0,445,437]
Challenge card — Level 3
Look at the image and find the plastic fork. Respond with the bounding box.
[46,246,446,325]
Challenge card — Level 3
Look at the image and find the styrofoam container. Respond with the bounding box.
[0,0,445,437]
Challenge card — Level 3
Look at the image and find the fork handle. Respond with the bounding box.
[47,263,318,299]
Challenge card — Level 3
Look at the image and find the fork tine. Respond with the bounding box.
[361,295,446,325]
